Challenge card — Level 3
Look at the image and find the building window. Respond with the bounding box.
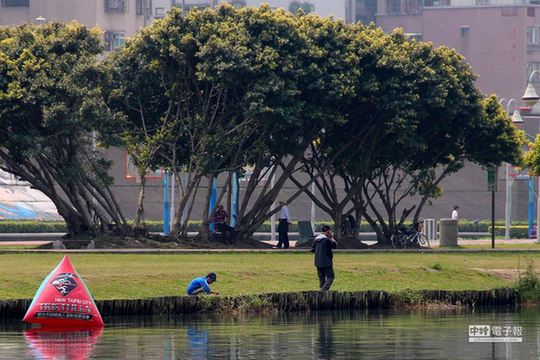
[405,33,423,41]
[502,7,518,17]
[229,0,246,7]
[460,26,470,40]
[528,7,535,17]
[404,0,420,14]
[354,0,377,24]
[137,0,152,16]
[475,0,489,5]
[104,31,125,51]
[104,0,127,13]
[154,8,165,19]
[1,0,29,6]
[387,0,401,14]
[176,1,213,12]
[289,1,316,14]
[423,0,450,7]
[527,62,540,86]
[527,27,540,45]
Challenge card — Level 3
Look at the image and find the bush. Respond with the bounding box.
[514,260,540,301]
[0,218,533,236]
[0,220,67,233]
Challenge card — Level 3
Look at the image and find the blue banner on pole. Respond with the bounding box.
[209,177,217,232]
[231,172,239,227]
[163,173,170,235]
[529,177,535,235]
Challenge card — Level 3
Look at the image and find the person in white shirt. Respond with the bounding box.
[451,206,459,221]
[277,201,291,249]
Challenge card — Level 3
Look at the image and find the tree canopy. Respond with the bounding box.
[0,22,127,236]
[0,5,526,244]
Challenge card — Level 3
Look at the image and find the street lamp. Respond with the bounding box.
[499,98,523,240]
[522,70,540,243]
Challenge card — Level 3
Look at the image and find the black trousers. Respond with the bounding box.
[277,219,289,248]
[317,266,334,291]
[216,223,234,243]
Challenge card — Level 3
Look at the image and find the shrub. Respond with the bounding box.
[514,260,540,301]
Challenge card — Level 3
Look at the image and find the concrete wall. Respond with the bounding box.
[104,146,516,222]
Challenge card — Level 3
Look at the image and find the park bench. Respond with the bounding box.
[296,221,315,247]
[53,239,94,249]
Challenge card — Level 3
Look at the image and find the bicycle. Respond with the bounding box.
[390,222,430,249]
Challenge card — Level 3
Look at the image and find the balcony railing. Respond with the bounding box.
[423,0,540,7]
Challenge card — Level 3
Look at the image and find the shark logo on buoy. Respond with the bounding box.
[51,273,78,296]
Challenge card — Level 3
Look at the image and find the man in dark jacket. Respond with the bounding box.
[311,225,338,291]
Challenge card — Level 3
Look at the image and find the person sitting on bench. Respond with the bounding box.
[213,204,234,242]
[187,272,218,295]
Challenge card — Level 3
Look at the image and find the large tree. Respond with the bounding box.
[111,5,362,241]
[293,29,525,245]
[0,22,127,236]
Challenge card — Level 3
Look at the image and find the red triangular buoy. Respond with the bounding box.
[23,256,104,327]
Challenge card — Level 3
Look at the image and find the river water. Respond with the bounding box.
[0,306,539,359]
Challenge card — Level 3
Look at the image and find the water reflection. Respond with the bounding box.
[317,314,335,360]
[187,325,209,359]
[0,306,538,359]
[24,327,102,360]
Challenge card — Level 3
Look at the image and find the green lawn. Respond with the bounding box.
[0,252,539,300]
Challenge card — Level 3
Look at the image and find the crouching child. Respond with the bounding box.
[187,272,218,295]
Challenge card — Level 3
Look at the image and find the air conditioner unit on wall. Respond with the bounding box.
[105,0,126,12]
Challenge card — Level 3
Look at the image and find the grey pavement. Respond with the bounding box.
[0,232,538,253]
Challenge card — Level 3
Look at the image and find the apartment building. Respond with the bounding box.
[0,0,156,51]
[376,0,540,112]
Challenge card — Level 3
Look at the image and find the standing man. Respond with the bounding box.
[276,200,291,249]
[311,225,337,291]
[452,206,459,221]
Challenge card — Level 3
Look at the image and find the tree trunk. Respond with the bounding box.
[332,213,343,242]
[199,177,214,240]
[133,175,146,229]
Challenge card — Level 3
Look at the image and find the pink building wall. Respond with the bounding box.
[377,6,540,102]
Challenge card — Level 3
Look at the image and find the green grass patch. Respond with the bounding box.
[0,252,539,300]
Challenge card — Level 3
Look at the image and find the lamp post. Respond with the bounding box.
[499,98,523,240]
[522,70,540,243]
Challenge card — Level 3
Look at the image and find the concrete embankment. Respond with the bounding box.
[0,289,520,319]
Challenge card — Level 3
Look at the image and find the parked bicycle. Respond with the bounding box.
[390,221,430,249]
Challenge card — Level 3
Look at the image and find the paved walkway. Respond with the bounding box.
[0,233,538,253]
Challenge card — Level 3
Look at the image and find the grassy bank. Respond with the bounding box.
[0,252,539,300]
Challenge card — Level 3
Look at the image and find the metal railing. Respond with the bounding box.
[423,0,537,7]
